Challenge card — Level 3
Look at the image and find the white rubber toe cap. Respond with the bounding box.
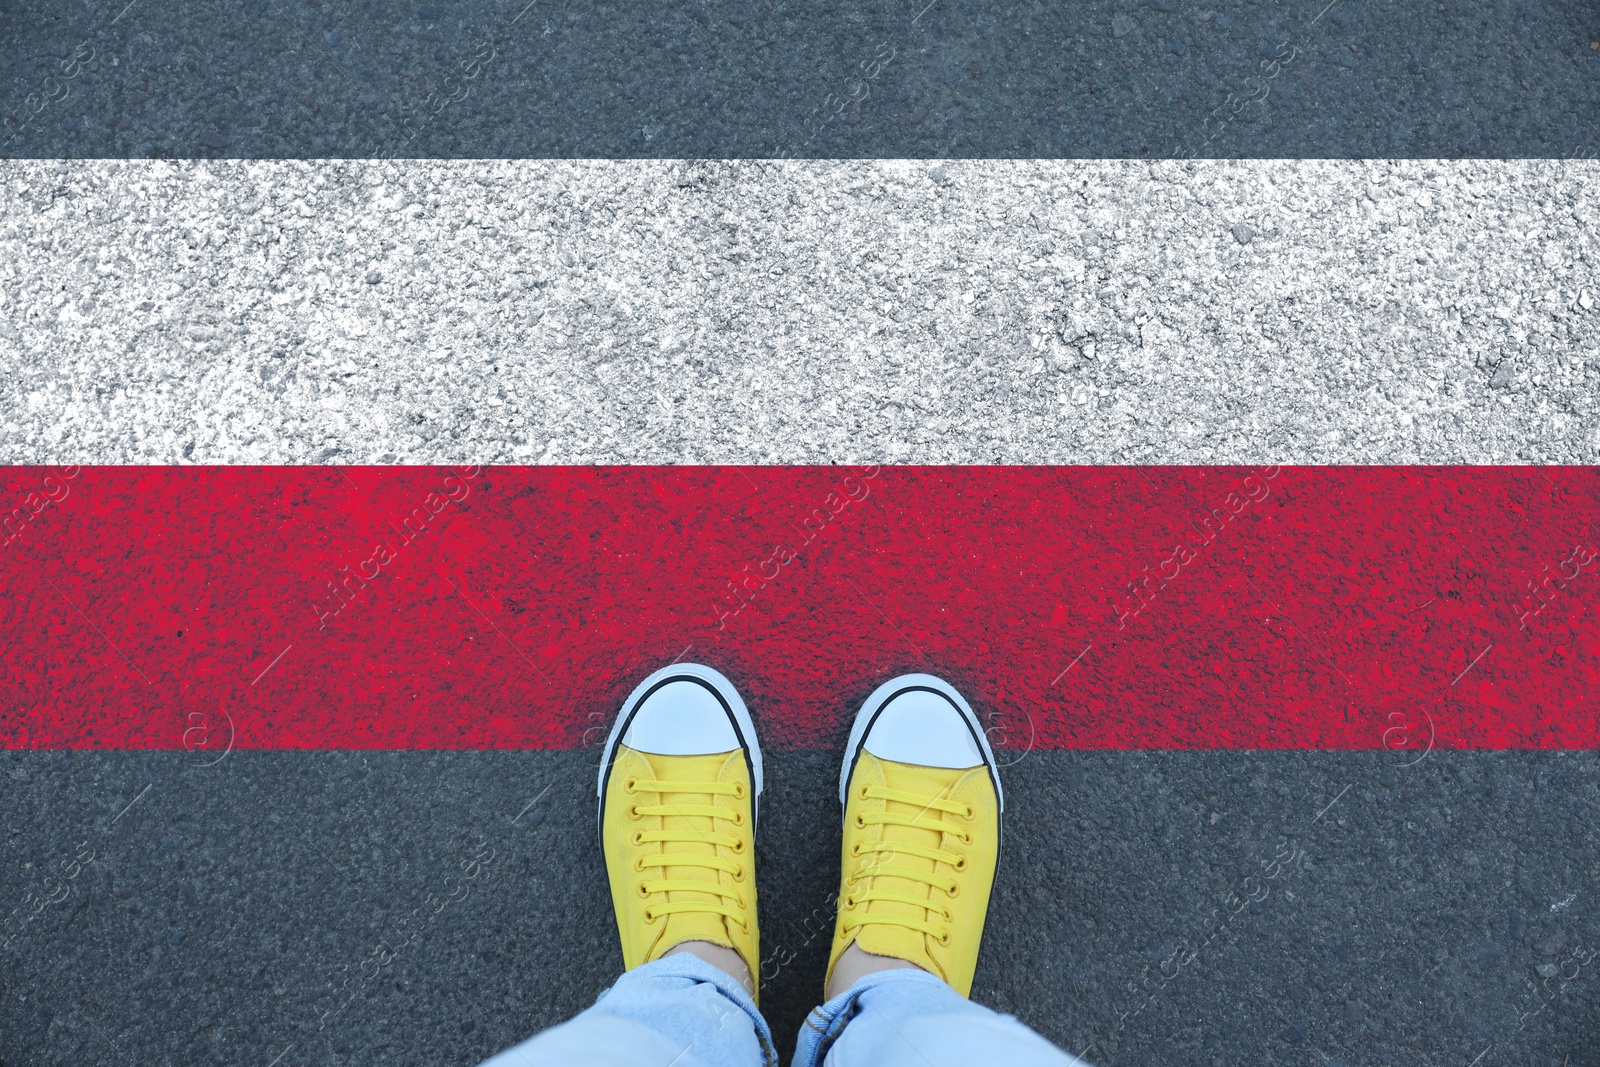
[862,688,985,768]
[597,663,763,833]
[840,673,1002,810]
[621,679,740,755]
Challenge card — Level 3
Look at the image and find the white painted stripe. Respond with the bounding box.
[0,160,1594,464]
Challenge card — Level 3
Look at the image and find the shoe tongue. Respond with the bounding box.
[647,750,739,948]
[854,757,969,968]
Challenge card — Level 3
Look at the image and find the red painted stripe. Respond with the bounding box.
[2,466,1597,751]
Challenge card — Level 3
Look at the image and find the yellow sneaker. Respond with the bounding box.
[826,673,1004,998]
[597,664,763,1000]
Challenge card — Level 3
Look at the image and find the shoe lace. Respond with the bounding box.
[841,784,973,945]
[626,776,750,930]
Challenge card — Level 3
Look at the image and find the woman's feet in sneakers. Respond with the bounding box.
[825,674,1004,1000]
[597,664,1004,1007]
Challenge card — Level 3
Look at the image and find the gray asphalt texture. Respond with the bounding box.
[3,749,1597,1066]
[4,159,1599,465]
[5,2,1600,1065]
[1,0,1597,159]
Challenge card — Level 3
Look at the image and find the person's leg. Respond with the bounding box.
[794,673,1087,1067]
[794,968,1084,1067]
[481,952,770,1067]
[477,663,775,1067]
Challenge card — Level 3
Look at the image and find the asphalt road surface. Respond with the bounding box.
[3,1,1599,1065]
[1,0,1596,158]
[3,750,1598,1066]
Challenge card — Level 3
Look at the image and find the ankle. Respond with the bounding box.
[664,940,755,999]
[824,943,924,1001]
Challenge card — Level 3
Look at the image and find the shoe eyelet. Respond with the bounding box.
[631,830,645,846]
[845,873,858,887]
[733,866,746,882]
[945,882,961,898]
[843,895,857,910]
[937,932,951,947]
[627,804,642,820]
[644,908,660,924]
[963,804,975,820]
[731,838,746,854]
[959,831,972,844]
[849,841,862,857]
[952,856,968,872]
[853,814,866,830]
[738,919,751,932]
[941,908,953,922]
[857,784,870,800]
[624,777,638,794]
[633,857,645,872]
[636,881,650,899]
[736,895,747,909]
[731,811,745,827]
[732,783,746,799]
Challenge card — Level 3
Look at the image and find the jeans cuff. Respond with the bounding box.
[795,967,955,1067]
[607,953,776,1059]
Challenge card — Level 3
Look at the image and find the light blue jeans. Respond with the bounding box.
[480,954,1085,1067]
